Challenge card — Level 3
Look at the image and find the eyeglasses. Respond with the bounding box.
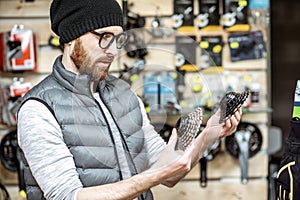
[90,31,128,49]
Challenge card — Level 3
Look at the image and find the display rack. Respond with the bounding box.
[0,0,271,199]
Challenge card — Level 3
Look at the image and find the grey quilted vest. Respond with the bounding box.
[19,56,153,200]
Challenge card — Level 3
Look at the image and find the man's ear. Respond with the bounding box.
[68,40,75,49]
[64,40,76,55]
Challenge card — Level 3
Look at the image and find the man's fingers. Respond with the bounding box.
[167,128,178,148]
[234,107,242,121]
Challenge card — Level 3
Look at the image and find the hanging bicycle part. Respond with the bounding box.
[122,1,148,60]
[221,6,245,27]
[0,129,26,198]
[125,30,148,59]
[171,6,193,29]
[122,0,146,31]
[126,11,146,30]
[225,122,263,184]
[0,182,11,200]
[200,139,221,187]
[149,6,174,39]
[120,59,145,85]
[122,0,129,30]
[0,129,18,172]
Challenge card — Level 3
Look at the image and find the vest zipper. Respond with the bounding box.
[98,95,146,200]
[93,98,124,181]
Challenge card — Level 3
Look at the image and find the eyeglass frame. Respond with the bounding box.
[90,30,128,49]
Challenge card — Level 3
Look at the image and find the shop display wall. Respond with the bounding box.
[0,0,271,199]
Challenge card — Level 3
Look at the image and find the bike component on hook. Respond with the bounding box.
[0,129,18,172]
[172,14,184,29]
[197,1,220,29]
[122,0,129,29]
[219,90,250,124]
[120,59,145,84]
[0,182,11,200]
[171,6,193,29]
[125,30,148,59]
[150,7,174,39]
[0,129,26,198]
[197,5,218,29]
[225,122,263,184]
[122,1,145,30]
[174,53,186,68]
[122,1,148,59]
[200,157,207,187]
[221,6,245,27]
[200,139,221,187]
[151,15,163,38]
[196,13,209,29]
[175,107,203,151]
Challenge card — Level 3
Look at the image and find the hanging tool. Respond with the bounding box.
[225,122,263,184]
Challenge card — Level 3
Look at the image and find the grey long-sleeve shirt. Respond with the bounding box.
[18,95,165,200]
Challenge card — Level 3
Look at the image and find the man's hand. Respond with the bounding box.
[146,108,243,188]
[191,107,242,163]
[206,107,242,139]
[148,128,193,187]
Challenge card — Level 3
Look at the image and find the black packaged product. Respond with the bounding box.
[199,35,223,69]
[228,30,267,62]
[221,0,250,32]
[197,0,221,30]
[172,0,194,31]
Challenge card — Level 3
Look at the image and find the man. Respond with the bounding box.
[17,0,242,199]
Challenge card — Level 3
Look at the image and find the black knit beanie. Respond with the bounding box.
[50,0,124,44]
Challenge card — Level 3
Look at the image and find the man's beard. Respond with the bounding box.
[70,39,110,81]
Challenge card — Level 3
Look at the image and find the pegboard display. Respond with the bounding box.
[0,0,271,199]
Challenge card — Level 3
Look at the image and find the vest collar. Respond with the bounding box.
[52,55,109,97]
